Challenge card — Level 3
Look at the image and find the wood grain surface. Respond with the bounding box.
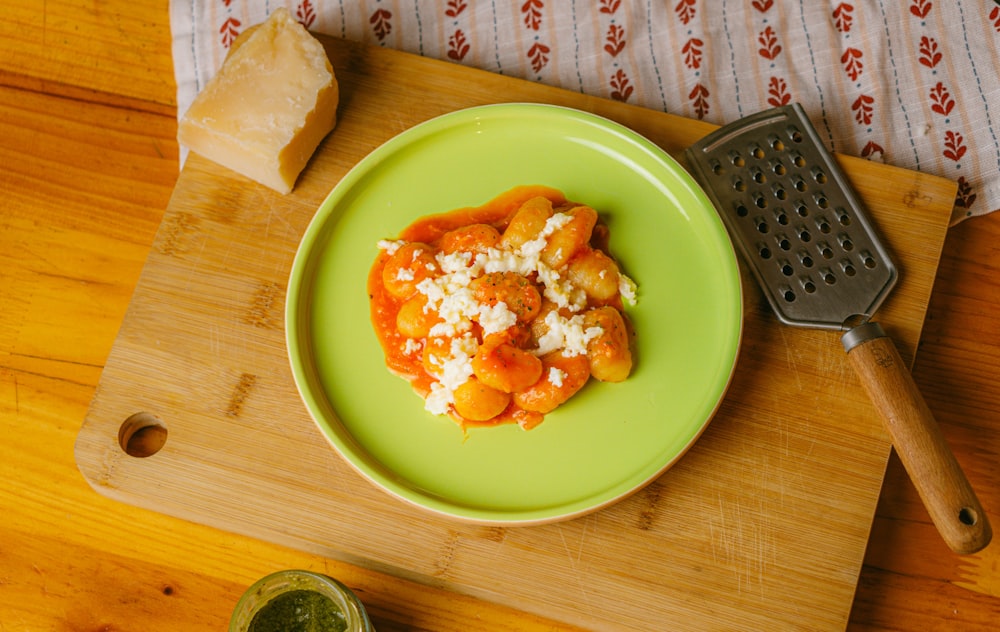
[2,3,999,630]
[72,35,954,631]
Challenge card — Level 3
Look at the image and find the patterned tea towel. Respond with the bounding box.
[170,0,1000,224]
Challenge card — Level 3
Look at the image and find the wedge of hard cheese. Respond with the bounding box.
[178,8,339,194]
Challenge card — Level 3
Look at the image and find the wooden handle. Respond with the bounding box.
[844,324,992,554]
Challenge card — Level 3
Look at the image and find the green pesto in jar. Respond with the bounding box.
[248,589,347,632]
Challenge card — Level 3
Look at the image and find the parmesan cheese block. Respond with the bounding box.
[177,8,339,194]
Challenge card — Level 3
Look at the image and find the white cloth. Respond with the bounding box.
[170,0,1000,224]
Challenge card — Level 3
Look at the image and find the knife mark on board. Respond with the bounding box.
[433,530,460,577]
[245,281,281,329]
[226,372,257,417]
[636,481,662,531]
[156,212,199,256]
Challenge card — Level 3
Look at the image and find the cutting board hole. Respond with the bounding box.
[119,412,168,458]
[959,507,979,526]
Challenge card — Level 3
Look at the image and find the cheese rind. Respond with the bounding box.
[177,8,339,194]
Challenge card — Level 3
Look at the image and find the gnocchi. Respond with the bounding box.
[368,185,637,431]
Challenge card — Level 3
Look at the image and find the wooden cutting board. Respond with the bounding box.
[76,36,956,631]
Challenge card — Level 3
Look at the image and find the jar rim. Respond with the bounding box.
[229,569,372,632]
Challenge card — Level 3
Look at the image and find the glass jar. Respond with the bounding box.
[229,569,373,632]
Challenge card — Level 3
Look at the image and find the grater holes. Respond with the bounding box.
[686,106,897,322]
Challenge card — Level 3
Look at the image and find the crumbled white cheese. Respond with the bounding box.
[439,241,586,312]
[437,250,474,273]
[419,280,509,338]
[402,338,422,356]
[517,211,574,258]
[424,383,453,415]
[441,335,477,388]
[395,267,415,282]
[548,367,567,388]
[534,310,603,357]
[428,319,472,338]
[477,301,518,335]
[423,334,478,415]
[619,274,638,306]
[417,248,532,337]
[377,239,406,255]
[384,206,637,418]
[535,264,587,311]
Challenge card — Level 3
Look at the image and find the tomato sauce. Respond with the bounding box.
[368,185,631,432]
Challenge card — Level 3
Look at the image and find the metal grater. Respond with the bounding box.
[685,103,897,331]
[682,103,991,555]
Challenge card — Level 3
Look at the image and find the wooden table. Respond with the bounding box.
[2,2,998,629]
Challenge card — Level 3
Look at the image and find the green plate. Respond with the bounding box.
[286,104,742,524]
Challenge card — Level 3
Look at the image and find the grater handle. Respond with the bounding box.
[843,322,992,555]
